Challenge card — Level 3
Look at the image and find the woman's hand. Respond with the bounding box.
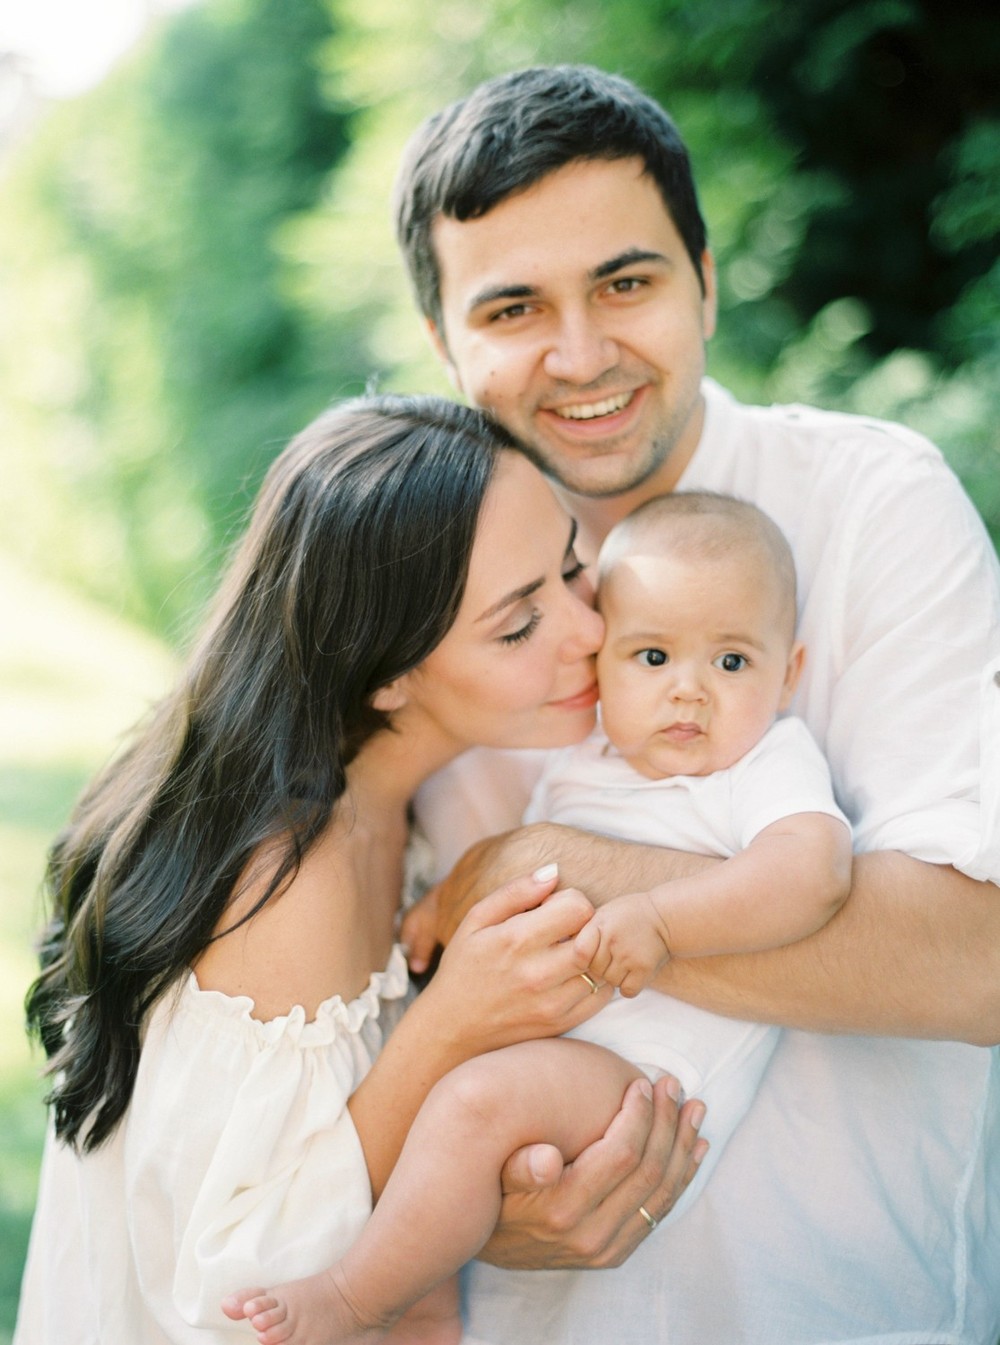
[353,866,613,1197]
[480,1075,709,1269]
[418,865,614,1058]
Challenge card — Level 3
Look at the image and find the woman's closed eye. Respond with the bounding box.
[499,608,542,646]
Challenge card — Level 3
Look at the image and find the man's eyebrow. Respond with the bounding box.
[467,283,537,316]
[591,248,671,281]
[476,519,578,623]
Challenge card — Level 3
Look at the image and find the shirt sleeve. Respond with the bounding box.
[822,449,1000,883]
[729,718,850,849]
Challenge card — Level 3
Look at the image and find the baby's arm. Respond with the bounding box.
[579,812,852,997]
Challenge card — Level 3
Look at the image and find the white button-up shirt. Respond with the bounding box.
[418,379,1000,1343]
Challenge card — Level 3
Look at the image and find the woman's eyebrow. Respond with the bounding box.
[476,519,578,623]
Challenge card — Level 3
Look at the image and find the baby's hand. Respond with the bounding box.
[574,893,671,998]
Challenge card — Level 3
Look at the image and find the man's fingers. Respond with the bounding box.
[399,892,441,973]
[500,1143,566,1195]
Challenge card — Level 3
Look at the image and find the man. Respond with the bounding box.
[399,66,1000,1341]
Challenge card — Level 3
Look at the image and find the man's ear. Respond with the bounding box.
[779,641,806,710]
[425,318,462,394]
[700,249,718,341]
[371,678,409,714]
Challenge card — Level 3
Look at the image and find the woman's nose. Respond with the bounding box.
[563,588,605,658]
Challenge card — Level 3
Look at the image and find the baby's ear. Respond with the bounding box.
[371,678,409,713]
[779,641,806,709]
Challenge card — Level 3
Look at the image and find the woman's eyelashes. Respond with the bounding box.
[498,553,588,646]
[499,608,542,646]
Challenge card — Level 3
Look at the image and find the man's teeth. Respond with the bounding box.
[552,392,633,421]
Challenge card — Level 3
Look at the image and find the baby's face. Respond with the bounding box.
[596,548,803,778]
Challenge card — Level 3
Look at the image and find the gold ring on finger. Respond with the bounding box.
[579,972,600,994]
[638,1204,659,1232]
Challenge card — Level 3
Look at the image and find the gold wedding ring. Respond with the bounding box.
[638,1204,659,1232]
[579,972,600,993]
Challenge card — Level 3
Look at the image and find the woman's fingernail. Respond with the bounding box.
[637,1078,653,1101]
[690,1102,706,1132]
[694,1139,710,1165]
[532,862,559,883]
[665,1076,681,1102]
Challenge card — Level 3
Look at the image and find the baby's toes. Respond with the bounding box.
[247,1296,287,1330]
[221,1289,270,1322]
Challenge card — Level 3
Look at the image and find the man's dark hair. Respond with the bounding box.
[393,64,708,331]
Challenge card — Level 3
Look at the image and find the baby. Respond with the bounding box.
[224,491,852,1345]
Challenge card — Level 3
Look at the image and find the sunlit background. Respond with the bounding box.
[0,0,998,1334]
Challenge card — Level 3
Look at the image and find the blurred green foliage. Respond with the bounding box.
[0,0,997,645]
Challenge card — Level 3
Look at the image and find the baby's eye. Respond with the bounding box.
[637,648,667,667]
[714,652,748,672]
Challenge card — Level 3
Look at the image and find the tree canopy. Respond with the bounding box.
[1,0,997,638]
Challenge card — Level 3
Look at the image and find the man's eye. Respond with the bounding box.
[491,302,533,322]
[637,648,667,667]
[608,276,646,295]
[714,652,748,672]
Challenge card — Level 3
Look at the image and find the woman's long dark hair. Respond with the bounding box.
[26,394,515,1151]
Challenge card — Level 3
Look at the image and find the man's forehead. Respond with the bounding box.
[430,161,682,309]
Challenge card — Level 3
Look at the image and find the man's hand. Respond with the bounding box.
[399,887,441,975]
[429,826,561,944]
[479,1075,708,1270]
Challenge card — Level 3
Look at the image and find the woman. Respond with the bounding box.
[16,395,698,1343]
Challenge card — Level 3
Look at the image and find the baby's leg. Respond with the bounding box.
[225,1039,642,1344]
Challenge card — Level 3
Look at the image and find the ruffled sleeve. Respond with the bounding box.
[122,947,411,1332]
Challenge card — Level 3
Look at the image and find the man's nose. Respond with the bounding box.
[542,309,618,385]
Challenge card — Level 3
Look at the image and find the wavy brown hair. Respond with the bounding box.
[26,393,515,1151]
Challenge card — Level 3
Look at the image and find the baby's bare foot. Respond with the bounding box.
[223,1266,389,1345]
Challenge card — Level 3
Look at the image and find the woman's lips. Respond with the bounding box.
[550,682,600,711]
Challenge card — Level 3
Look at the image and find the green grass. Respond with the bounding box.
[0,555,174,1341]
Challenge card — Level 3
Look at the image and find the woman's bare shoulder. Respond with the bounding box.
[193,826,370,1021]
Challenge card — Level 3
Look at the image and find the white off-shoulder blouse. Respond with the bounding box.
[14,947,412,1344]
